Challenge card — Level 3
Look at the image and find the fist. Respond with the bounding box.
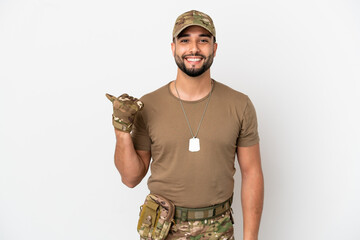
[106,93,144,132]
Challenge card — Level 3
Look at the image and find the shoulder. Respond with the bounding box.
[139,82,171,104]
[213,80,251,106]
[137,82,173,115]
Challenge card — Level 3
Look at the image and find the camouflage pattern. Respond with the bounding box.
[105,93,144,133]
[138,194,175,240]
[140,210,234,240]
[175,196,232,222]
[173,10,216,39]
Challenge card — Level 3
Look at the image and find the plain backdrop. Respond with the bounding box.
[1,0,360,239]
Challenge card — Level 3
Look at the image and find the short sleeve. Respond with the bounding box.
[236,97,260,147]
[131,110,151,151]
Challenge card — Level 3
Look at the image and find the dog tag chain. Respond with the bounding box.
[174,80,213,152]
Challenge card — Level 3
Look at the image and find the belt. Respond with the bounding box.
[174,195,233,221]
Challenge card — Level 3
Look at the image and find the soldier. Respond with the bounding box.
[106,10,264,240]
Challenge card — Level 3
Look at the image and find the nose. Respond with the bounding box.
[189,41,200,54]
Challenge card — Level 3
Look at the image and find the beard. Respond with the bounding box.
[174,52,214,77]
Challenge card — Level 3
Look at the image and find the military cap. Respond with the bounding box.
[172,10,216,39]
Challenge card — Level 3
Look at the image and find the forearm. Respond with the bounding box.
[114,129,146,188]
[241,170,264,240]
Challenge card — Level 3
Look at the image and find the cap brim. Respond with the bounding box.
[173,23,215,38]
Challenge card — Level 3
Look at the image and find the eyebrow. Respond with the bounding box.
[177,33,212,39]
[199,34,212,38]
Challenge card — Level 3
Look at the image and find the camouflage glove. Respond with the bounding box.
[105,93,144,133]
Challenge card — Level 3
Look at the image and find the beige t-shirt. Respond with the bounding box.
[131,80,259,208]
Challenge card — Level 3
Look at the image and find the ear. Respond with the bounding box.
[171,42,175,57]
[105,93,116,102]
[213,42,218,57]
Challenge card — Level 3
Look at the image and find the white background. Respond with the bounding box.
[1,0,359,239]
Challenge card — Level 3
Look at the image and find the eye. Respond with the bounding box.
[180,39,189,43]
[200,39,209,43]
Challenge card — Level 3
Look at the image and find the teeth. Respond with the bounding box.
[187,58,201,62]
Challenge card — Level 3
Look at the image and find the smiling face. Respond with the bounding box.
[171,25,218,77]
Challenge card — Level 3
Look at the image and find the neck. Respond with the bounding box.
[171,69,213,101]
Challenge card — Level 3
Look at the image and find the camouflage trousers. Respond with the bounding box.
[140,210,234,240]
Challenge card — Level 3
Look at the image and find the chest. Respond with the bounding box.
[145,100,241,151]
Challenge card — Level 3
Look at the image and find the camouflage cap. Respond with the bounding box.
[172,10,216,39]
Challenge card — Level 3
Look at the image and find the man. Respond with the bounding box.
[107,10,264,240]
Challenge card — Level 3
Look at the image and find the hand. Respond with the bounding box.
[106,93,144,133]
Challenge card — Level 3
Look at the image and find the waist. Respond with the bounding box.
[174,195,233,221]
[148,179,235,208]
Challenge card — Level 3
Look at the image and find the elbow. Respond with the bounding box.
[121,178,139,188]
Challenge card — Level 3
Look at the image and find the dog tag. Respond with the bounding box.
[189,137,200,152]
